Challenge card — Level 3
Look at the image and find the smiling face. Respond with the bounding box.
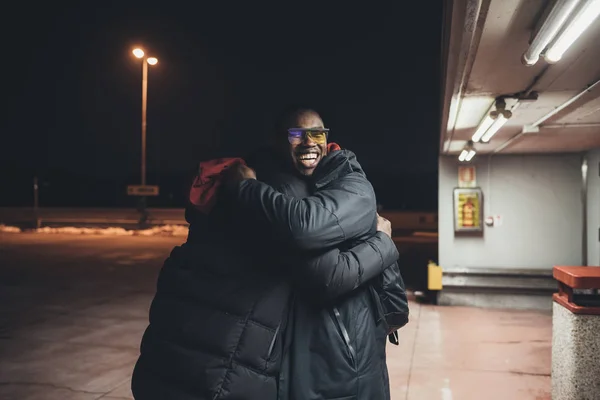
[286,111,328,176]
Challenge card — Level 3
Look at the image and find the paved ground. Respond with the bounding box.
[0,233,552,399]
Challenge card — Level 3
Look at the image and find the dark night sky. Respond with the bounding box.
[1,1,442,209]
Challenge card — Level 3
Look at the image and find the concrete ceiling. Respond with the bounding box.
[440,0,600,155]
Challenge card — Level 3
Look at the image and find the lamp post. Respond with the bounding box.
[132,48,158,225]
[132,48,158,187]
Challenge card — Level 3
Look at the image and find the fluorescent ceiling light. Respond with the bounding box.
[472,99,515,143]
[522,0,581,66]
[458,140,476,162]
[544,0,600,63]
[472,115,495,142]
[481,114,508,143]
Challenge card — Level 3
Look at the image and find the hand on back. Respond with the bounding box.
[376,214,392,237]
[224,163,257,188]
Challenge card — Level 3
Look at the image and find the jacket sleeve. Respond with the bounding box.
[291,232,399,303]
[231,172,376,251]
[377,262,409,335]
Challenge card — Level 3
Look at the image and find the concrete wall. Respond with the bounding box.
[439,154,583,270]
[587,149,600,266]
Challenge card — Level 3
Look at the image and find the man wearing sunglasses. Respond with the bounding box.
[286,126,329,176]
[226,108,409,399]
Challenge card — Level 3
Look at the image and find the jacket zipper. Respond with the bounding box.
[267,324,280,359]
[332,307,356,365]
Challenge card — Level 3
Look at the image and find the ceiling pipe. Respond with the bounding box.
[542,123,600,129]
[493,77,600,154]
[531,79,600,127]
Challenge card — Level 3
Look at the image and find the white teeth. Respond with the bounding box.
[298,154,318,160]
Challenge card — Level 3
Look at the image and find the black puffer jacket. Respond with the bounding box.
[234,148,409,400]
[131,151,400,400]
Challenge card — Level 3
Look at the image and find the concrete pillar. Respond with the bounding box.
[552,302,600,399]
[552,266,600,399]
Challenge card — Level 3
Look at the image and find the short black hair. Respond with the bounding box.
[274,105,322,135]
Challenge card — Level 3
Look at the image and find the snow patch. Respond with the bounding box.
[0,224,22,233]
[0,224,189,237]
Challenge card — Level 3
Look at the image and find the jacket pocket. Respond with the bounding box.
[330,307,356,367]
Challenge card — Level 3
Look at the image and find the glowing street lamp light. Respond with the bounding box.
[132,48,145,59]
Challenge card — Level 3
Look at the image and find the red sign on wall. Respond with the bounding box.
[458,166,476,188]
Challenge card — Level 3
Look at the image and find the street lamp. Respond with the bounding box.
[132,48,158,187]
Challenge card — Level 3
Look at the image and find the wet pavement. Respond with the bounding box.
[0,233,551,399]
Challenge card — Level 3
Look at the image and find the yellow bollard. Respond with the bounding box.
[427,260,443,291]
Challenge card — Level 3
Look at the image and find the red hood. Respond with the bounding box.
[189,143,340,215]
[328,142,341,153]
[189,157,245,214]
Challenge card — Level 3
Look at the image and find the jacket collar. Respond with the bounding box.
[313,149,366,189]
[247,145,366,191]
